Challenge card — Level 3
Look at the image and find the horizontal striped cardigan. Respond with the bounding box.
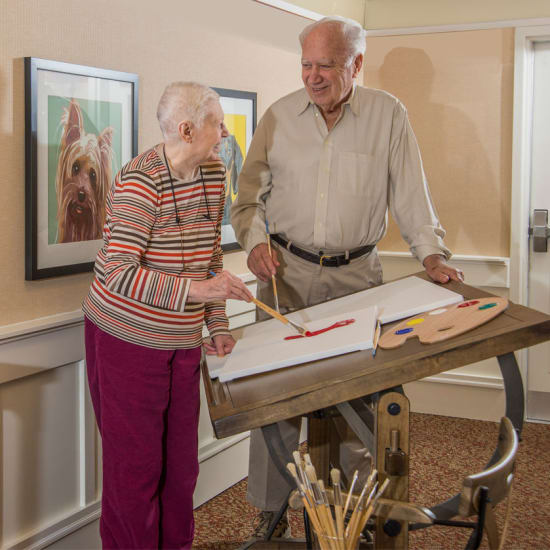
[83,145,229,349]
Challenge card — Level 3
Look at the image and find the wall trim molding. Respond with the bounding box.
[365,17,550,36]
[198,432,250,463]
[7,501,101,550]
[253,0,322,21]
[420,370,504,390]
[0,310,84,344]
[379,251,510,288]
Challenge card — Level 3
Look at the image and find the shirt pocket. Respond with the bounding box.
[337,152,378,197]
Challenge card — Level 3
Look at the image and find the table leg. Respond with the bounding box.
[375,391,410,549]
[307,413,331,484]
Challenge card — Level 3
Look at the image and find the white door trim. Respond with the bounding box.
[510,25,550,383]
[511,25,550,306]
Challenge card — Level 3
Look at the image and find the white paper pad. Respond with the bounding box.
[216,307,378,383]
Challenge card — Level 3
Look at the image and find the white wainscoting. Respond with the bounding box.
[0,278,256,549]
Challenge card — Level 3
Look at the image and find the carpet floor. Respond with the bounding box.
[193,413,550,549]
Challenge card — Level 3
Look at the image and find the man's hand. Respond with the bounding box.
[423,254,464,284]
[247,243,280,282]
[188,271,253,303]
[203,334,236,357]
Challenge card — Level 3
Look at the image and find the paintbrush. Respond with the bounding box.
[349,478,390,549]
[347,481,378,548]
[319,479,338,544]
[251,297,307,335]
[287,463,320,529]
[345,470,377,540]
[331,469,346,550]
[208,269,304,334]
[372,319,381,357]
[343,470,359,520]
[265,220,280,313]
[305,466,337,550]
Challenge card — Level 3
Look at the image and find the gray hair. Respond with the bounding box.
[299,16,367,63]
[157,81,220,141]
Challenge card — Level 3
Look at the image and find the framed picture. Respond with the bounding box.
[213,87,257,251]
[24,57,138,280]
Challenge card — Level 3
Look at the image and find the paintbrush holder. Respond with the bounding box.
[314,532,371,550]
[314,532,352,550]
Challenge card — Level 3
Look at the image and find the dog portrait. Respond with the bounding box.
[55,99,114,243]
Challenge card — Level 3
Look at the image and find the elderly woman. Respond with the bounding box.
[83,82,252,549]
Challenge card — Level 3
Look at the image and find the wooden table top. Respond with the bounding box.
[202,273,550,439]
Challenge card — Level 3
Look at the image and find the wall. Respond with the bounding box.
[0,1,307,547]
[0,0,304,327]
[365,28,514,257]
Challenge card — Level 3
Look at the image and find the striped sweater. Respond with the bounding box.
[82,144,229,349]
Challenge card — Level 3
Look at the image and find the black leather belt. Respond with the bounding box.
[271,234,374,267]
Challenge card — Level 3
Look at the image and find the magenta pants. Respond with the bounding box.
[85,317,201,549]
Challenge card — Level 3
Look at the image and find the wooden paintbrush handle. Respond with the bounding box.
[252,297,289,325]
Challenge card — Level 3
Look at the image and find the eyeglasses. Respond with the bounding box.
[163,147,214,273]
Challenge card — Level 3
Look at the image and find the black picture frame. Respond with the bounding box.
[24,57,138,280]
[213,87,257,251]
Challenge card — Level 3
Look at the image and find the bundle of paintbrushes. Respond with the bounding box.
[287,451,390,550]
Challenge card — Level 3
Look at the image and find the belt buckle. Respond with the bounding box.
[319,254,332,266]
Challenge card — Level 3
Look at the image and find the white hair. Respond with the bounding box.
[157,81,220,141]
[299,16,367,63]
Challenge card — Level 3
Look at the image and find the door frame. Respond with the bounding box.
[510,25,550,389]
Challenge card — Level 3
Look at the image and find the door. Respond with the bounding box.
[527,40,550,421]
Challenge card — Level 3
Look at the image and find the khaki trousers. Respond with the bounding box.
[247,242,382,511]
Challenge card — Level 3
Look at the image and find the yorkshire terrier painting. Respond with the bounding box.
[55,99,114,243]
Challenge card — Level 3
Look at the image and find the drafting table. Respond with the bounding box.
[202,273,550,548]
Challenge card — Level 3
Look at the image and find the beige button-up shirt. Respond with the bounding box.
[231,86,450,264]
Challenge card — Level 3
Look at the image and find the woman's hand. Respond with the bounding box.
[203,334,236,357]
[188,270,253,303]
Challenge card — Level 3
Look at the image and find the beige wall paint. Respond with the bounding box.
[0,0,305,326]
[364,0,550,30]
[365,28,514,257]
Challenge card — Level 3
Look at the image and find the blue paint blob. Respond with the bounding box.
[395,327,414,335]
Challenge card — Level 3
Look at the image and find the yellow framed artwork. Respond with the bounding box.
[213,87,257,251]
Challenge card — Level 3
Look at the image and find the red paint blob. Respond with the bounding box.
[284,318,355,340]
[458,300,480,308]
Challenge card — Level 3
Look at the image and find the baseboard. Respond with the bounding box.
[194,434,251,508]
[404,378,506,422]
[6,502,101,550]
[5,435,251,549]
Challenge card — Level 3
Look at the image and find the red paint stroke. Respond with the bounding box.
[284,318,356,340]
[458,300,480,308]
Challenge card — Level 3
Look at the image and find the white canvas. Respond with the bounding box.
[216,307,378,383]
[293,276,464,325]
[207,276,463,381]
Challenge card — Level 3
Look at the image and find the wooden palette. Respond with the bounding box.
[378,297,509,349]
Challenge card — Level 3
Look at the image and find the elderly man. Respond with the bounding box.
[231,16,463,536]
